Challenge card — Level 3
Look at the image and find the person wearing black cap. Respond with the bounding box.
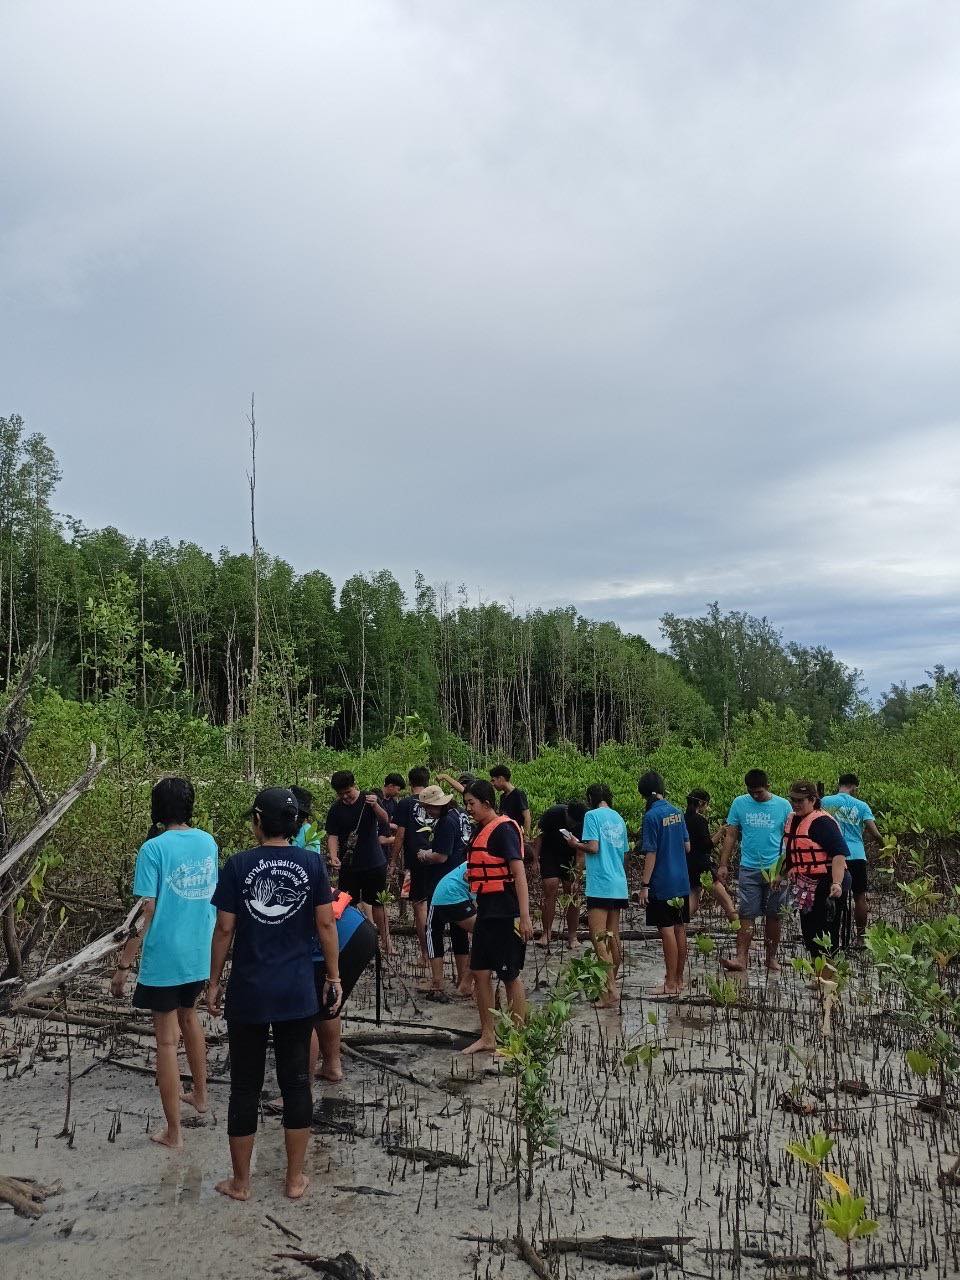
[637,772,691,996]
[208,787,341,1203]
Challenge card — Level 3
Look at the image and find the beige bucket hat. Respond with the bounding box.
[418,784,455,807]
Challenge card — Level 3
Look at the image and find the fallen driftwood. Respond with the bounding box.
[0,1175,61,1218]
[276,1250,378,1279]
[341,1028,460,1048]
[511,1234,553,1280]
[385,1143,470,1170]
[0,899,143,1013]
[543,1235,688,1267]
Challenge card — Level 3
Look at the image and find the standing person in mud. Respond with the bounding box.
[416,784,467,999]
[718,769,792,974]
[820,773,882,945]
[325,771,392,953]
[781,779,850,965]
[111,777,218,1150]
[461,779,534,1054]
[684,790,737,922]
[534,798,587,950]
[391,766,433,962]
[489,765,532,843]
[208,787,341,1202]
[637,773,691,996]
[563,784,629,1007]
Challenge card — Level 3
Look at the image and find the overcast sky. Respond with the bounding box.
[3,1,959,697]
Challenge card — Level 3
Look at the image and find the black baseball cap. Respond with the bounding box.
[245,787,299,823]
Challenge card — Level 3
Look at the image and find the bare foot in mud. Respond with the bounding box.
[593,994,619,1009]
[216,1178,250,1201]
[646,984,680,997]
[150,1126,183,1149]
[180,1090,208,1114]
[285,1174,310,1200]
[720,957,747,973]
[461,1038,496,1055]
[317,1063,344,1083]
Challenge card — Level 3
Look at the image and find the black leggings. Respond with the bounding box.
[799,879,848,960]
[227,1016,314,1137]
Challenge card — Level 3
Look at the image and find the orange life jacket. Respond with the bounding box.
[783,810,838,877]
[332,890,352,918]
[467,815,521,895]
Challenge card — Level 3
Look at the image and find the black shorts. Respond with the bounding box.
[586,896,629,911]
[848,861,868,896]
[340,863,388,906]
[539,851,576,883]
[426,901,476,958]
[407,861,433,904]
[470,916,526,981]
[314,919,379,1022]
[686,855,716,884]
[646,895,690,928]
[132,980,204,1013]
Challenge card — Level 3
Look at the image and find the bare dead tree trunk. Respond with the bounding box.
[247,394,260,782]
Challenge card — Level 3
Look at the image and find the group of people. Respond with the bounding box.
[108,762,879,1200]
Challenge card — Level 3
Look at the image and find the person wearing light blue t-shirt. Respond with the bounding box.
[111,777,218,1150]
[425,862,477,998]
[719,769,792,975]
[564,783,629,1007]
[821,773,881,941]
[290,785,322,852]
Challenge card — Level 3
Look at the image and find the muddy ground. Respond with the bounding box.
[2,902,958,1280]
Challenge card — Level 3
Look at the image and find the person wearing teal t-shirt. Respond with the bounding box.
[111,777,218,1150]
[718,769,792,975]
[821,773,881,941]
[564,782,629,1008]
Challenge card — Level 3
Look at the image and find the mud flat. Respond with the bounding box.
[2,907,958,1279]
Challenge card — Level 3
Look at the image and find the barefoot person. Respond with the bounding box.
[111,777,217,1149]
[718,770,792,974]
[461,780,534,1054]
[820,774,881,944]
[325,771,392,954]
[311,892,378,1083]
[782,780,850,963]
[391,766,433,962]
[564,784,629,1007]
[425,861,477,999]
[208,787,341,1203]
[534,799,586,949]
[684,790,737,922]
[637,772,691,996]
[417,784,466,999]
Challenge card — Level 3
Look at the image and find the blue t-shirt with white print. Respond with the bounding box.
[820,793,873,861]
[133,828,218,987]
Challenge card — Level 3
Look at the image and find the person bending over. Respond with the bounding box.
[112,777,217,1149]
[425,861,477,1000]
[208,788,341,1203]
[461,780,533,1054]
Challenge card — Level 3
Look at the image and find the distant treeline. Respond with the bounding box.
[0,413,933,758]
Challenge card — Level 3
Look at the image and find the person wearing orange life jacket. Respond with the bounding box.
[780,779,850,963]
[308,886,378,1085]
[460,779,534,1055]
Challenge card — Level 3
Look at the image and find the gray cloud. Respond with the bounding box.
[2,1,958,695]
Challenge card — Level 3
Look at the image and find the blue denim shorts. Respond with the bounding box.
[737,866,789,919]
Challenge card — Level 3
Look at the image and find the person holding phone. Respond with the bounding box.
[325,771,391,953]
[208,788,341,1203]
[533,799,586,950]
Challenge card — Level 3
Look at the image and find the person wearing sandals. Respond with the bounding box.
[636,772,691,996]
[563,783,629,1008]
[111,777,217,1149]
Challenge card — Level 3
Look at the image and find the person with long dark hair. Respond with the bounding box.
[209,788,341,1202]
[684,790,737,922]
[111,777,217,1149]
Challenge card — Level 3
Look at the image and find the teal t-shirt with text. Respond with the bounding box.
[581,805,630,900]
[726,794,792,870]
[133,828,218,987]
[820,793,873,861]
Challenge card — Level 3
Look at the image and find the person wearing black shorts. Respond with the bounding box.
[391,767,433,962]
[684,790,737,922]
[637,772,692,997]
[461,780,534,1054]
[325,771,391,953]
[534,800,586,950]
[311,899,379,1082]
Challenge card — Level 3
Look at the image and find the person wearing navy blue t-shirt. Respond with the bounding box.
[637,771,691,997]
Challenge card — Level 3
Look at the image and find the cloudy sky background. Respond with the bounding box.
[3,1,959,697]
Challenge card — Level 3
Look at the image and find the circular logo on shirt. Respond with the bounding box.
[244,858,310,925]
[166,859,216,900]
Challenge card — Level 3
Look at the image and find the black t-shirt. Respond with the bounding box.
[498,787,529,828]
[432,807,466,868]
[394,794,433,860]
[325,797,386,871]
[212,844,333,1023]
[473,820,523,919]
[539,804,580,862]
[685,810,714,864]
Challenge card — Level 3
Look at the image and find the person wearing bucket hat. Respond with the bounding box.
[637,772,692,996]
[417,786,468,998]
[208,787,340,1202]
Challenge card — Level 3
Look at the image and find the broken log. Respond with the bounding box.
[0,1175,60,1219]
[276,1250,378,1279]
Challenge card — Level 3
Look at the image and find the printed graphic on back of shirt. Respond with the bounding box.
[243,857,310,924]
[166,858,216,899]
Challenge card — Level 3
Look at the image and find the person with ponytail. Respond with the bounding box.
[111,777,218,1149]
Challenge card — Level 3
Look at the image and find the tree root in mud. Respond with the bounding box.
[276,1250,378,1279]
[0,1174,61,1218]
